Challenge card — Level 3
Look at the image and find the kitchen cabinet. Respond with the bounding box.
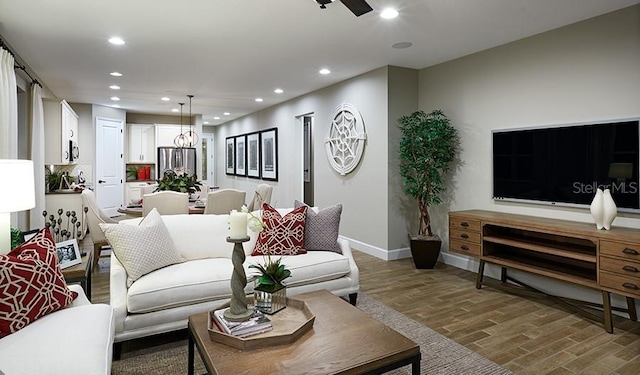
[127,124,156,163]
[44,99,79,164]
[155,124,183,147]
[125,182,153,204]
[45,192,86,240]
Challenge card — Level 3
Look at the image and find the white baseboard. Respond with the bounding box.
[340,235,411,260]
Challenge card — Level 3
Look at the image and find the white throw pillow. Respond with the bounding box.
[100,208,185,286]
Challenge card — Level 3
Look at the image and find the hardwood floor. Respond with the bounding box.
[86,237,640,374]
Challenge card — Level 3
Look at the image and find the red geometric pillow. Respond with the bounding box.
[251,204,308,256]
[0,228,77,338]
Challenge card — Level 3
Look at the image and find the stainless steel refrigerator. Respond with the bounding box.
[157,147,197,177]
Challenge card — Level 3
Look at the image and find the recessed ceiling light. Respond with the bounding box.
[274,88,284,94]
[392,42,413,49]
[380,8,398,19]
[223,112,230,116]
[214,116,220,120]
[255,98,263,102]
[112,104,120,108]
[319,68,331,75]
[108,37,125,45]
[161,97,170,101]
[110,96,120,101]
[204,121,209,125]
[171,108,179,113]
[110,72,123,77]
[109,85,120,90]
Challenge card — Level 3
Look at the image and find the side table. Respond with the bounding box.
[61,251,92,300]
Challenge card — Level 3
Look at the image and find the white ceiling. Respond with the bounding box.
[1,0,638,125]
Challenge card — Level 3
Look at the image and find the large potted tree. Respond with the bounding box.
[398,109,459,269]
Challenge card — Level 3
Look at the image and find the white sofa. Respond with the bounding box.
[0,285,115,375]
[110,210,359,347]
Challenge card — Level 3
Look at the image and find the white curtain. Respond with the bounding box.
[29,83,45,228]
[0,47,18,159]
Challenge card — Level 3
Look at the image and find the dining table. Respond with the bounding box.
[117,205,205,217]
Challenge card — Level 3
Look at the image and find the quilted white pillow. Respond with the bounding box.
[100,208,185,286]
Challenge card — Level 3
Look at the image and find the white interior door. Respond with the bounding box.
[96,117,123,216]
[202,133,215,188]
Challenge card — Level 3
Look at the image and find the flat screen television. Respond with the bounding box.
[492,119,640,212]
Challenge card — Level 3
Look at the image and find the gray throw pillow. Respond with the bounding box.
[294,200,342,253]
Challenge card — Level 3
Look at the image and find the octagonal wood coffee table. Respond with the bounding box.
[188,290,421,375]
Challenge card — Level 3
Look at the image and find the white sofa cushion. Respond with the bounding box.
[127,258,236,314]
[120,214,261,260]
[0,286,114,375]
[247,251,351,287]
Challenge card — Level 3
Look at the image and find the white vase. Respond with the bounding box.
[602,188,617,230]
[590,188,604,230]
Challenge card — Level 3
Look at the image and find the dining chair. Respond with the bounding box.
[81,189,117,271]
[246,183,273,211]
[142,191,189,216]
[204,189,246,214]
[141,183,158,196]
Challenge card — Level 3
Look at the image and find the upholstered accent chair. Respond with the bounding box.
[81,189,117,270]
[142,191,189,216]
[140,183,158,196]
[203,189,246,214]
[246,183,273,211]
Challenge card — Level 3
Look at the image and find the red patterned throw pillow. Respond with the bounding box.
[0,228,78,338]
[252,204,308,256]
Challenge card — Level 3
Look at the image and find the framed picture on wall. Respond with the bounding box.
[225,137,235,175]
[235,135,247,176]
[246,132,261,178]
[260,128,278,181]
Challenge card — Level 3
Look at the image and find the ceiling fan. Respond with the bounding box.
[315,0,373,17]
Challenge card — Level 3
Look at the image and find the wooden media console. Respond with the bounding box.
[449,209,639,333]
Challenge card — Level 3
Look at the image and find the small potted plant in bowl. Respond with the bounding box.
[243,206,291,314]
[155,169,202,194]
[398,109,459,269]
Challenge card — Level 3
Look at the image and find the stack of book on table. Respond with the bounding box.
[210,308,272,338]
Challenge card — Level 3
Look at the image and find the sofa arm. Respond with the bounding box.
[337,238,359,286]
[109,255,128,334]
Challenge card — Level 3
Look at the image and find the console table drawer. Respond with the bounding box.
[600,271,640,297]
[600,257,640,279]
[450,239,481,256]
[450,229,481,244]
[600,240,640,261]
[449,217,480,232]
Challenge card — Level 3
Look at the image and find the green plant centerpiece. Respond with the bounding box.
[243,205,291,313]
[398,109,459,269]
[155,169,201,193]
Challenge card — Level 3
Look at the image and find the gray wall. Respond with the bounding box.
[419,5,640,307]
[215,67,418,255]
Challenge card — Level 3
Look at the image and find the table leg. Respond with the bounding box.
[602,291,613,333]
[501,267,507,283]
[188,325,195,375]
[476,260,485,289]
[412,357,420,375]
[627,297,638,321]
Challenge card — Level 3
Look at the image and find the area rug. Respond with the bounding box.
[111,294,513,375]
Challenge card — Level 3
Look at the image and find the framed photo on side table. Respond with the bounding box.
[246,132,260,178]
[21,229,40,243]
[260,128,278,181]
[235,135,247,176]
[56,239,82,269]
[225,137,235,175]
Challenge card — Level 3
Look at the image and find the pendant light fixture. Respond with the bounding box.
[174,102,188,148]
[185,94,199,147]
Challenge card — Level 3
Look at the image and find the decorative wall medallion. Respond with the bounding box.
[324,103,367,175]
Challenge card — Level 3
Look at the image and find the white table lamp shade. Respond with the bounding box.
[0,159,36,254]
